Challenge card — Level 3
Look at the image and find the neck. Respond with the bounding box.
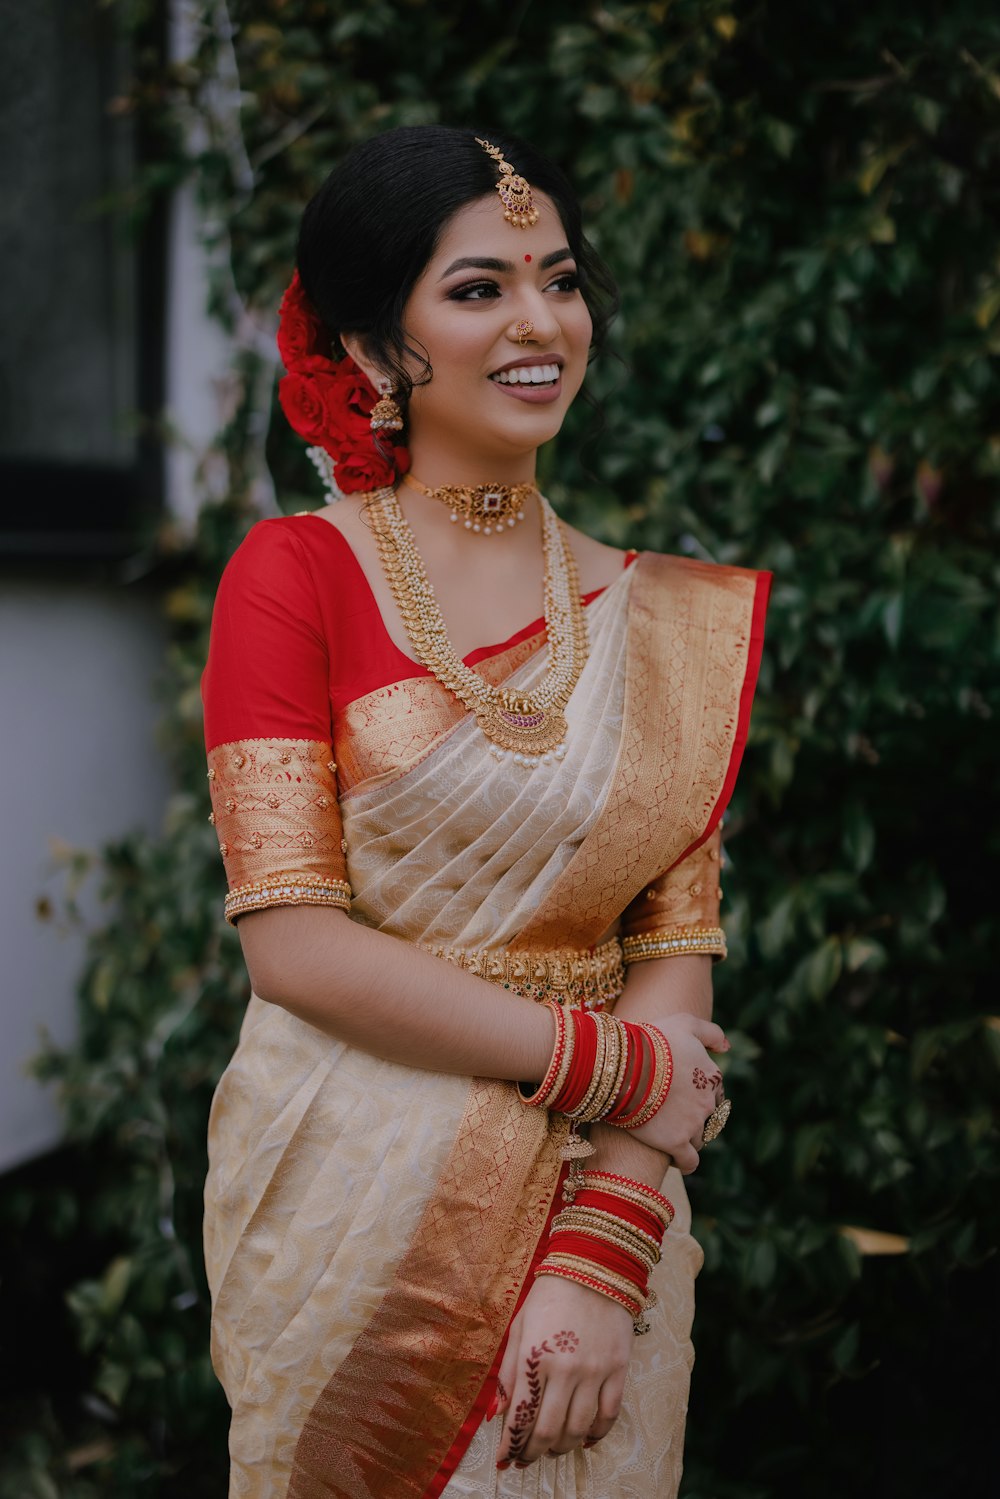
[405,436,537,489]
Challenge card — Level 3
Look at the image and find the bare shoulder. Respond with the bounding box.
[306,498,369,538]
[301,498,382,559]
[560,519,631,594]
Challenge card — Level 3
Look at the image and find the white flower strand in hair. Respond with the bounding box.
[306,446,346,501]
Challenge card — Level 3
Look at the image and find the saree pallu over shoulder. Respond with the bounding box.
[513,551,770,953]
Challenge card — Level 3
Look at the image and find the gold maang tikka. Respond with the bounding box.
[475,137,540,228]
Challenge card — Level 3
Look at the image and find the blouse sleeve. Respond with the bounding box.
[619,824,727,964]
[201,517,351,926]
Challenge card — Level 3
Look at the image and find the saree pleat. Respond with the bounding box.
[203,549,770,1498]
[340,569,632,951]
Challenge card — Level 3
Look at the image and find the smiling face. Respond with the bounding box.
[393,191,593,482]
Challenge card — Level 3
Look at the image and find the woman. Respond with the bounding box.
[201,125,770,1499]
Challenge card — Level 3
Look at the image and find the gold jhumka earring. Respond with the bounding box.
[369,378,404,434]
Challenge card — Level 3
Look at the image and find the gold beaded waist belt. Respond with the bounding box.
[418,937,624,1011]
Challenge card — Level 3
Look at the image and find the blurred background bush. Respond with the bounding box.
[1,1,997,1494]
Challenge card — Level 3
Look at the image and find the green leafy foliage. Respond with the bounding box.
[3,1,997,1492]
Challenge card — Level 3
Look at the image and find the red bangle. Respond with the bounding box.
[547,1231,649,1292]
[571,1190,666,1241]
[608,1026,655,1123]
[552,1010,598,1114]
[519,1001,566,1107]
[572,1171,675,1223]
[615,1027,673,1129]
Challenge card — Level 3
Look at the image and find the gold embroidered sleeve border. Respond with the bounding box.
[206,737,351,924]
[620,825,727,959]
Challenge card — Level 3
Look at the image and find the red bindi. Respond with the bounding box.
[524,254,532,263]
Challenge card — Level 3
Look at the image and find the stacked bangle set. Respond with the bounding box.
[519,1002,673,1130]
[520,1003,677,1333]
[536,1172,674,1334]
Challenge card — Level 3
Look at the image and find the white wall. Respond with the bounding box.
[0,580,170,1173]
[0,0,251,1174]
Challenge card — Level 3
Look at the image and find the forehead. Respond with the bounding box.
[426,191,571,269]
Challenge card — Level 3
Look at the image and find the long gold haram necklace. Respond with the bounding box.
[369,486,589,765]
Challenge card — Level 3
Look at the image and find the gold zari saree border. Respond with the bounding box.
[287,1083,568,1498]
[513,552,761,953]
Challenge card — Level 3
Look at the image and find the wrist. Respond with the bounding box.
[536,1170,674,1336]
[588,1123,670,1189]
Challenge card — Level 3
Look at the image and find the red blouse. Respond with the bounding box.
[201,512,636,752]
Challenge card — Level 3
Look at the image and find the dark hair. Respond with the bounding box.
[296,125,618,399]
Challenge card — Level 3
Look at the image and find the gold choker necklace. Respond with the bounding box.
[402,474,535,535]
[370,486,588,762]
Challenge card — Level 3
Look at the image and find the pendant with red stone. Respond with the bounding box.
[477,702,568,762]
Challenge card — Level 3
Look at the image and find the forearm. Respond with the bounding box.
[614,952,714,1022]
[239,905,556,1082]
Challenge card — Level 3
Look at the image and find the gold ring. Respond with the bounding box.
[701,1097,731,1145]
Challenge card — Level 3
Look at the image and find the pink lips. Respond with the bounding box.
[490,375,563,404]
[488,352,565,405]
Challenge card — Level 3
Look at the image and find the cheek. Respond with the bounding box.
[570,302,594,351]
[412,324,493,398]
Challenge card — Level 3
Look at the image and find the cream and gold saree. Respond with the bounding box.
[201,518,769,1499]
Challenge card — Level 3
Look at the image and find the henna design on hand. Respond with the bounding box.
[693,1067,724,1091]
[506,1341,550,1461]
[497,1376,507,1405]
[502,1332,579,1462]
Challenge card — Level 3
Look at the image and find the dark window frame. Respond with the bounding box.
[0,3,166,564]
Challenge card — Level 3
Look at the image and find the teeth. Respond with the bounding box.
[491,363,561,385]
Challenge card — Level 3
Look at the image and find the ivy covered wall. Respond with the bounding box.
[1,2,997,1494]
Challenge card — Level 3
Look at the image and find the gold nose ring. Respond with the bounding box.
[515,320,534,346]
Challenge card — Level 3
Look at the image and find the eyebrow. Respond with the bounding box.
[438,247,575,280]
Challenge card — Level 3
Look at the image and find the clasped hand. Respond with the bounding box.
[625,1011,729,1171]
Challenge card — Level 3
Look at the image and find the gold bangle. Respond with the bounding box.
[573,1175,675,1227]
[578,1014,624,1122]
[533,1264,643,1325]
[551,1215,661,1267]
[595,1016,632,1121]
[540,1253,650,1306]
[553,1207,663,1263]
[622,926,727,963]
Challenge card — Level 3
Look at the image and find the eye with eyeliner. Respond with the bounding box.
[447,280,502,301]
[446,270,581,302]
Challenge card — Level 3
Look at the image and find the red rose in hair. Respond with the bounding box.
[276,269,410,492]
[335,442,410,494]
[278,374,333,447]
[336,363,378,417]
[276,272,327,369]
